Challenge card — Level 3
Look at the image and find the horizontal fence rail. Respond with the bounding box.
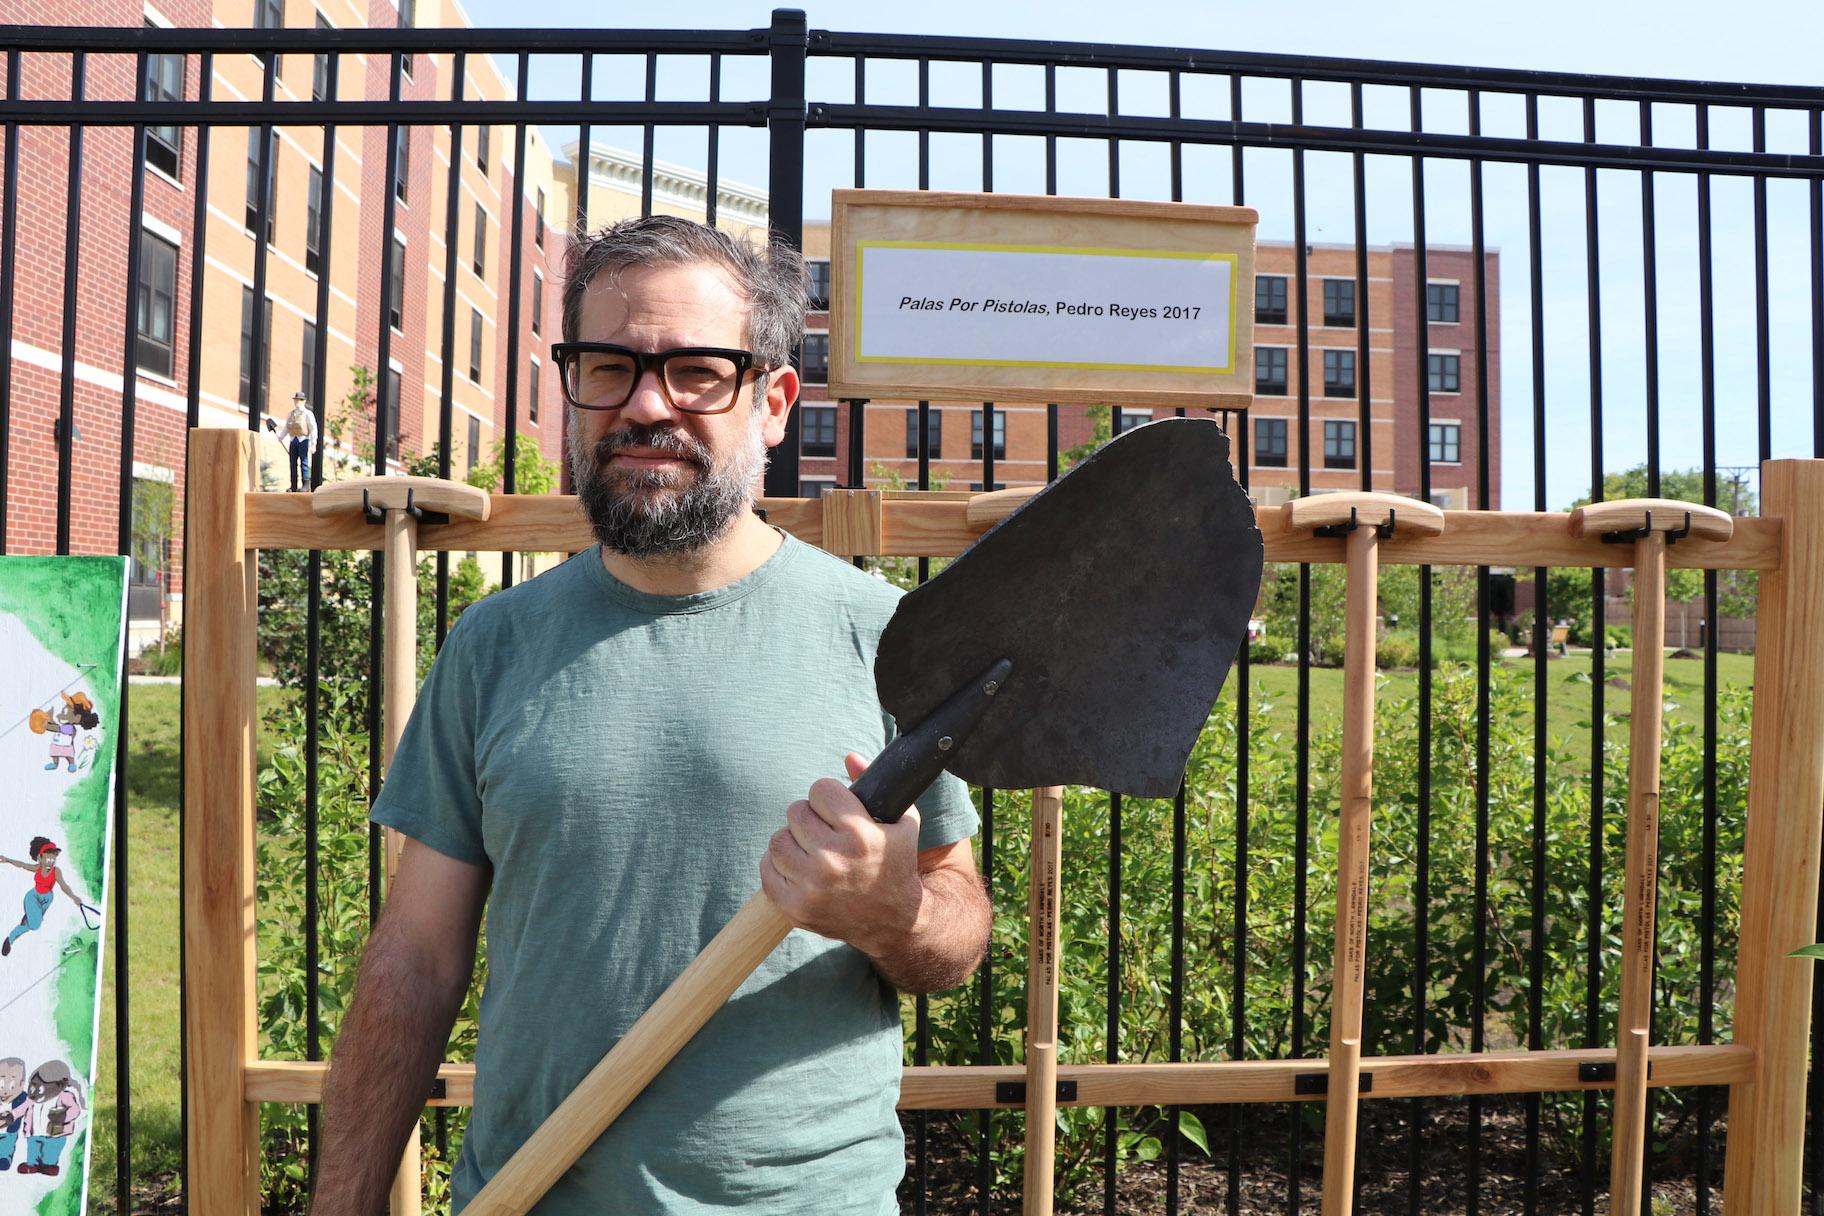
[0,10,1821,1215]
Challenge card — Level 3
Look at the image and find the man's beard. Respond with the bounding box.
[569,411,768,559]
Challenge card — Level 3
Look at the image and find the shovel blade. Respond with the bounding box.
[875,416,1263,798]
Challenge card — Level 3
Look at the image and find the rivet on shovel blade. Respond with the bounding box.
[983,680,1000,695]
[938,736,954,752]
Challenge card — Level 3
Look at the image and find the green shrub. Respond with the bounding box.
[138,628,183,676]
[1248,634,1287,664]
[1605,624,1633,650]
[1375,632,1420,668]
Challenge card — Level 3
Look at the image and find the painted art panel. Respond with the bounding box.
[0,558,127,1216]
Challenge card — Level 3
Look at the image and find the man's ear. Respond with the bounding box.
[758,363,802,450]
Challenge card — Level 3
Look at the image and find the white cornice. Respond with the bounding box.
[561,141,769,226]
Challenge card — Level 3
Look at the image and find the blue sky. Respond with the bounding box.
[459,0,1823,508]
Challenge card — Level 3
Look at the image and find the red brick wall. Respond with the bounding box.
[1391,246,1503,508]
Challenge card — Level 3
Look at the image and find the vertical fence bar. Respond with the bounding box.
[705,54,720,228]
[1165,68,1185,1216]
[247,49,277,439]
[1577,91,1606,1216]
[0,48,19,553]
[1229,70,1248,1216]
[53,50,85,556]
[1813,107,1823,458]
[1752,108,1770,462]
[112,53,152,1212]
[575,52,592,236]
[1289,76,1311,1216]
[302,48,340,1185]
[1695,103,1719,1216]
[501,52,529,583]
[640,53,656,217]
[1351,82,1371,494]
[1637,99,1662,1213]
[433,51,464,658]
[763,8,807,498]
[177,54,214,1209]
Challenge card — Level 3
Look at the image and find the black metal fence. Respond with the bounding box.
[0,10,1821,1213]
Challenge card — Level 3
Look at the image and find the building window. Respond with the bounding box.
[800,478,836,500]
[531,273,543,337]
[392,126,410,204]
[313,15,332,102]
[135,230,178,379]
[529,357,540,424]
[1322,279,1355,328]
[971,410,1006,461]
[245,127,277,239]
[388,236,406,332]
[128,475,169,622]
[476,124,489,172]
[397,0,415,77]
[1428,352,1460,393]
[469,309,483,381]
[1254,417,1288,468]
[473,204,487,276]
[1256,275,1287,325]
[800,333,829,384]
[801,405,837,457]
[1429,422,1461,464]
[1255,347,1288,396]
[535,188,545,247]
[1427,282,1460,324]
[807,259,831,310]
[253,0,283,29]
[1115,409,1152,433]
[378,368,402,459]
[1322,349,1355,398]
[239,287,271,408]
[1323,419,1356,470]
[905,408,941,458]
[144,35,183,179]
[305,166,324,275]
[467,415,481,475]
[300,320,317,398]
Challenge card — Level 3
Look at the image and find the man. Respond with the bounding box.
[310,215,991,1215]
[264,390,319,492]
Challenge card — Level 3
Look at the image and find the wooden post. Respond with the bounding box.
[1725,460,1824,1211]
[382,509,422,1216]
[1022,786,1065,1216]
[183,427,262,1216]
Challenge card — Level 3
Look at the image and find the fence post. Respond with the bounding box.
[762,6,807,499]
[182,427,261,1215]
[1724,458,1824,1210]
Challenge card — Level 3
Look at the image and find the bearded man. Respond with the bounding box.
[310,215,990,1216]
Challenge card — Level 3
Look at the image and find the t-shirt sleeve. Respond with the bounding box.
[913,769,979,851]
[369,612,489,867]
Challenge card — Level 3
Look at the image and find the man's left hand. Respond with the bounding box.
[759,752,924,961]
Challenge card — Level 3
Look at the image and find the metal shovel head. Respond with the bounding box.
[875,416,1263,797]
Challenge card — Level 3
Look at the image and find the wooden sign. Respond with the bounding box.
[827,190,1258,409]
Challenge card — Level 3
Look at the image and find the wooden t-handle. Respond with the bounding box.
[1281,492,1442,1216]
[1568,499,1729,1210]
[1022,787,1066,1216]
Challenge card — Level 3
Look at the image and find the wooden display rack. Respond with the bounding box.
[184,426,1824,1213]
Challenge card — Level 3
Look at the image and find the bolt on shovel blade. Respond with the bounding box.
[874,416,1263,797]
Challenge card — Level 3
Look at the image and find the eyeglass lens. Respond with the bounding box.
[564,349,744,412]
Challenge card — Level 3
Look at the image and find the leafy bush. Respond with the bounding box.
[137,628,183,676]
[1375,632,1421,668]
[1605,624,1633,651]
[1248,634,1288,664]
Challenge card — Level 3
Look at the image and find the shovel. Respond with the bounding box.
[462,416,1264,1215]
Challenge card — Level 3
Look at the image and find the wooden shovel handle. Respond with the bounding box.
[461,890,794,1216]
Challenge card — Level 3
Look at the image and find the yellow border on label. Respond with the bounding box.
[852,240,1241,376]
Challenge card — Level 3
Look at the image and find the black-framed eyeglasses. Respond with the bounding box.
[551,342,772,415]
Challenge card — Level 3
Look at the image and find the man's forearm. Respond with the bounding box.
[867,866,990,995]
[309,927,469,1216]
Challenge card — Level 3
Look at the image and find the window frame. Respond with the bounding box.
[904,408,941,459]
[1428,421,1462,464]
[387,235,406,333]
[472,202,487,276]
[1255,346,1289,396]
[1322,348,1356,398]
[305,165,323,275]
[244,126,277,240]
[1427,281,1461,324]
[300,319,318,401]
[392,126,410,205]
[800,405,838,457]
[143,34,184,180]
[531,271,543,337]
[469,308,484,382]
[1254,417,1288,468]
[528,355,540,424]
[252,0,283,30]
[1322,419,1357,470]
[1321,278,1355,329]
[970,409,1007,461]
[1427,351,1461,394]
[806,259,831,310]
[238,286,272,409]
[135,228,178,379]
[1255,274,1288,325]
[800,332,830,385]
[534,188,545,248]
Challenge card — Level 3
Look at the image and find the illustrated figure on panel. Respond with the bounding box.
[0,1057,25,1170]
[309,216,992,1216]
[27,692,99,773]
[0,839,82,957]
[16,1059,82,1177]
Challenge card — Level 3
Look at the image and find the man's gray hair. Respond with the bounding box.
[562,215,808,380]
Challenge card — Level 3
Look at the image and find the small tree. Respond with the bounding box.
[466,434,560,496]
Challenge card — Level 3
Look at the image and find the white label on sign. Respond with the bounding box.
[854,242,1237,374]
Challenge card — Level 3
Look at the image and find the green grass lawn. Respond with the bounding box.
[82,651,1754,1210]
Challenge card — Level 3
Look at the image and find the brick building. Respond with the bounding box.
[1,0,572,648]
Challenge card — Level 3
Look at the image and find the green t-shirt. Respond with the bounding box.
[370,534,979,1214]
